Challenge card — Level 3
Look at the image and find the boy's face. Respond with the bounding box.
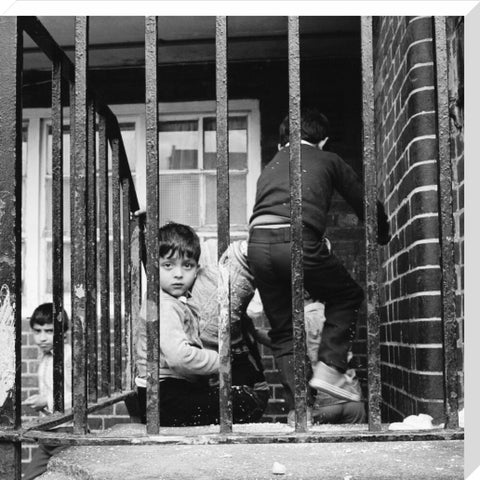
[160,253,199,298]
[32,323,54,353]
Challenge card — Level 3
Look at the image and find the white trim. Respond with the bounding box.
[23,116,42,314]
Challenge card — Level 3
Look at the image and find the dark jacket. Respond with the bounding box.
[250,144,389,243]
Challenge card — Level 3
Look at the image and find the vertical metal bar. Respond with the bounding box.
[51,58,65,412]
[86,96,98,402]
[111,135,122,392]
[130,216,143,389]
[122,178,133,389]
[98,113,111,397]
[71,16,89,434]
[433,16,459,429]
[0,16,23,480]
[288,16,307,433]
[216,15,233,433]
[361,16,382,431]
[145,15,160,434]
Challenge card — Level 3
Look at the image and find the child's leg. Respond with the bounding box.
[23,444,68,480]
[138,379,267,426]
[248,231,298,409]
[158,379,218,426]
[303,241,364,372]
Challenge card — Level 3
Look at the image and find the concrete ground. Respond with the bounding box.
[37,424,464,480]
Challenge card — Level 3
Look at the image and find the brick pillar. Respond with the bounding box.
[373,16,453,422]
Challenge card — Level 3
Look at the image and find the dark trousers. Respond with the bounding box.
[313,401,366,424]
[247,227,364,406]
[137,378,268,427]
[23,427,71,480]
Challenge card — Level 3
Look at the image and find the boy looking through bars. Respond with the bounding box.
[134,222,266,425]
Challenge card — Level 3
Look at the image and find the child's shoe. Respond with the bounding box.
[309,361,361,402]
[287,408,313,427]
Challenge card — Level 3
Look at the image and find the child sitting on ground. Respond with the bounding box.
[135,222,265,426]
[22,303,71,480]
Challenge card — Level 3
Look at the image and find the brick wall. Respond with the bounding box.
[373,16,463,423]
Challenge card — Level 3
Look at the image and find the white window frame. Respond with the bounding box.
[21,99,261,313]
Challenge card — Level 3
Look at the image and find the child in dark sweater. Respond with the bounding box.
[247,107,390,408]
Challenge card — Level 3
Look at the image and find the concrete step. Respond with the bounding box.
[38,424,463,480]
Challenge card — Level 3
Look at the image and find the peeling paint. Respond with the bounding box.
[74,284,85,299]
[0,285,15,410]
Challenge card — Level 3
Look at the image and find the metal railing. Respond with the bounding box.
[0,14,463,480]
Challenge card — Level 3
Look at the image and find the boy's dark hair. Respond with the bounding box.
[29,302,69,331]
[279,107,329,147]
[159,222,201,262]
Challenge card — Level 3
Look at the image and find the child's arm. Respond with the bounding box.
[22,394,49,413]
[332,155,390,245]
[160,302,219,377]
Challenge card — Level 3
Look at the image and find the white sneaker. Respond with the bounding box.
[309,361,361,402]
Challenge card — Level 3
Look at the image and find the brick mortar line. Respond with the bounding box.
[379,36,433,113]
[381,362,444,376]
[385,265,441,283]
[382,290,440,307]
[385,157,437,211]
[382,342,443,348]
[392,212,438,237]
[381,317,442,323]
[381,264,441,285]
[380,48,433,117]
[385,182,438,214]
[381,238,439,269]
[382,62,435,123]
[377,18,405,95]
[382,134,436,204]
[382,106,435,161]
[382,386,445,405]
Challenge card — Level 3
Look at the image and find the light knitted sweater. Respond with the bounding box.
[135,289,219,388]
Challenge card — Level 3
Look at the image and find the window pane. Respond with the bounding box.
[160,174,200,226]
[203,116,247,170]
[46,123,136,176]
[205,174,246,225]
[159,120,198,170]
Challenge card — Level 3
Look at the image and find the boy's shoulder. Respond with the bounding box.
[160,290,198,320]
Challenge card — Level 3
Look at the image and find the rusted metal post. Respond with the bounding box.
[288,16,307,433]
[111,135,122,392]
[98,113,111,397]
[0,16,23,480]
[433,16,459,429]
[145,15,160,434]
[122,179,133,388]
[216,15,233,433]
[71,16,89,434]
[130,215,143,390]
[51,58,65,412]
[360,16,382,431]
[86,96,98,402]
